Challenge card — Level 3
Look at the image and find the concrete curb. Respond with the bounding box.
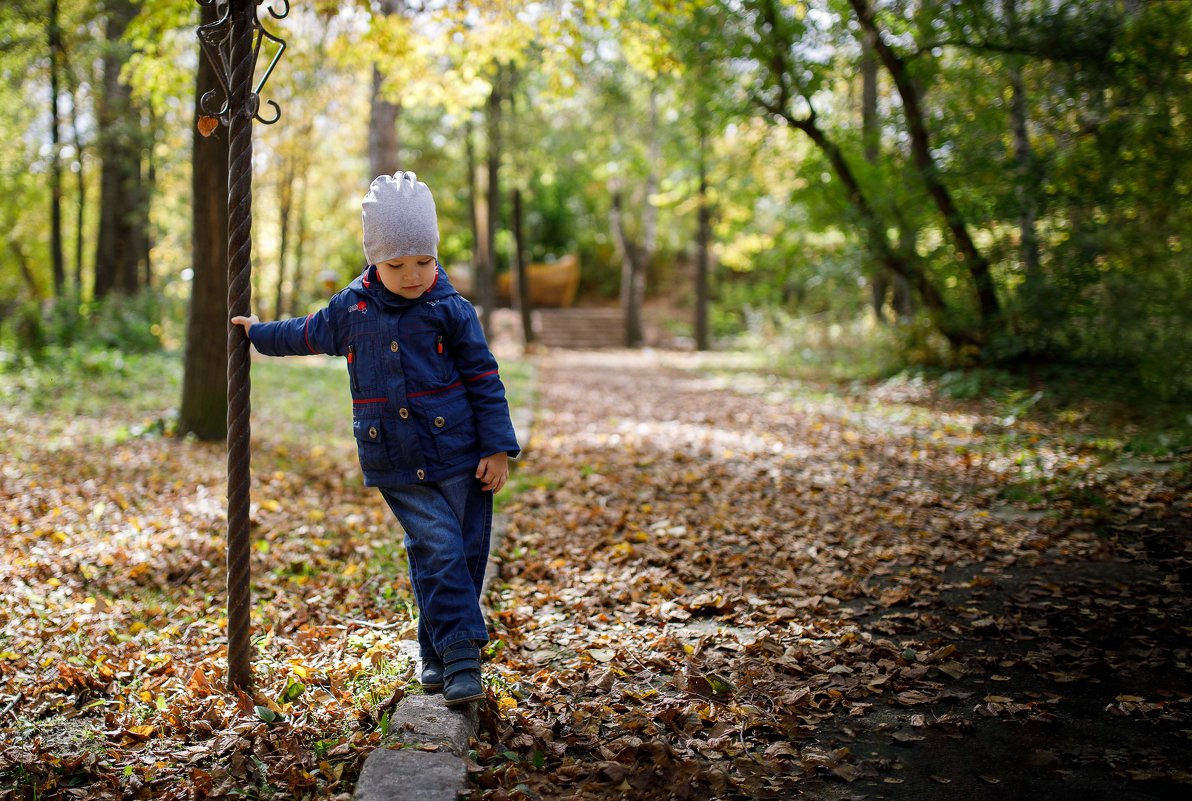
[353,362,536,801]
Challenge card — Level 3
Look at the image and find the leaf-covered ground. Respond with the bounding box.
[471,350,1191,800]
[1,345,1189,800]
[0,348,529,799]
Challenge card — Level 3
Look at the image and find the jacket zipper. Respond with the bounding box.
[435,335,444,355]
[347,344,360,393]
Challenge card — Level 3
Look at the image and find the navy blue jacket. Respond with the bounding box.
[248,264,520,487]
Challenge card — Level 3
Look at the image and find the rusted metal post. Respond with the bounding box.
[196,0,287,693]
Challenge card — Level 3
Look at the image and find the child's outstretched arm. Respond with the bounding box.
[231,314,259,332]
[230,305,342,357]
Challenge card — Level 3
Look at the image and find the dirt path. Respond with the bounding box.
[469,350,1191,800]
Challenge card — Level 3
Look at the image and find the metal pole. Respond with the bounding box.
[225,0,254,694]
[196,0,288,694]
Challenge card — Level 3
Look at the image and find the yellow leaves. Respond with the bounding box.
[609,542,634,559]
[259,499,281,513]
[122,725,156,742]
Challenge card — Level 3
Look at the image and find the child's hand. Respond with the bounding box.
[231,313,259,333]
[476,452,509,493]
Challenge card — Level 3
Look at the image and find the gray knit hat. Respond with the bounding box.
[361,171,440,264]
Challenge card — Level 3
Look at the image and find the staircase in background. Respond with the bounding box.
[532,308,627,349]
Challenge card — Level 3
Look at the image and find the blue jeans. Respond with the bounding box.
[378,471,492,657]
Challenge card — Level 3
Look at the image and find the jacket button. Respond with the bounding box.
[399,407,409,419]
[417,469,426,480]
[390,340,399,352]
[368,426,378,439]
[434,416,445,428]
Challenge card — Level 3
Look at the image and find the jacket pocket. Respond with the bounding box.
[352,415,390,473]
[345,333,381,394]
[424,392,476,463]
[400,325,452,385]
[347,344,361,393]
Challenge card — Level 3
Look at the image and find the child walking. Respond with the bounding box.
[232,171,520,707]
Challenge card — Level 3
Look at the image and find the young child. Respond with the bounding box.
[231,171,519,707]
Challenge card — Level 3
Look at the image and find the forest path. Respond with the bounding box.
[470,349,1191,800]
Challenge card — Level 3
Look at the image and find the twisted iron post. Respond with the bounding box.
[225,0,255,696]
[196,0,287,693]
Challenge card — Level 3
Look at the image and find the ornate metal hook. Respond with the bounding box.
[195,0,289,128]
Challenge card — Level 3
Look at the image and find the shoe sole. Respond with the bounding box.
[421,682,443,691]
[444,691,485,708]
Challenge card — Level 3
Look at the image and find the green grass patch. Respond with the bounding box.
[0,346,181,420]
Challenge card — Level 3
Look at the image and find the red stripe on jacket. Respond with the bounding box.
[303,314,316,353]
[407,381,463,399]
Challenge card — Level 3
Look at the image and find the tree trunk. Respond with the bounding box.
[48,0,65,298]
[1003,0,1041,291]
[610,186,644,348]
[611,89,659,349]
[179,0,230,442]
[860,26,887,324]
[93,0,145,298]
[140,109,156,289]
[275,155,295,319]
[68,64,86,294]
[512,188,534,345]
[480,66,502,334]
[893,225,916,319]
[858,28,886,321]
[861,30,879,164]
[287,170,308,314]
[367,0,403,180]
[849,0,1001,334]
[465,118,481,294]
[368,64,400,180]
[695,120,711,351]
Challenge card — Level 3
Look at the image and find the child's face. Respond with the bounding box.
[375,255,436,299]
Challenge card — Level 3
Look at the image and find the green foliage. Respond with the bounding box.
[0,290,169,362]
[2,0,1189,401]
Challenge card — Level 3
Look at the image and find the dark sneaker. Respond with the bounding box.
[441,642,484,707]
[420,656,444,692]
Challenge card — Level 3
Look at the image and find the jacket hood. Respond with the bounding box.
[346,261,459,309]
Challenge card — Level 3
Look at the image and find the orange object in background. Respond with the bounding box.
[496,254,580,308]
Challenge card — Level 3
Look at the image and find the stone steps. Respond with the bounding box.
[532,308,627,349]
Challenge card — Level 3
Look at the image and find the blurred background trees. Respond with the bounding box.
[1,0,1188,409]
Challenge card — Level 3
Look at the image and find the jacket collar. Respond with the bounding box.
[347,261,455,309]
